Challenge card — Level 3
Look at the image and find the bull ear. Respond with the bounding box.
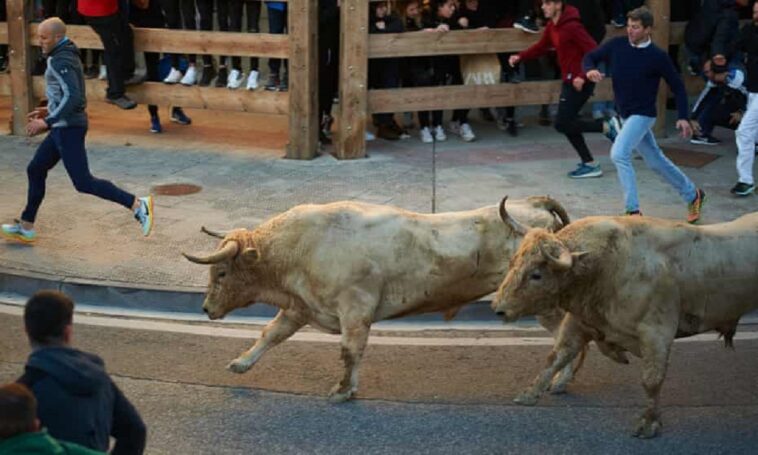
[499,196,529,236]
[241,247,259,262]
[539,241,573,271]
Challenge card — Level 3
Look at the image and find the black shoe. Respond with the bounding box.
[215,67,228,88]
[105,95,137,110]
[265,74,280,91]
[171,108,192,125]
[83,65,98,79]
[319,130,332,145]
[199,65,216,87]
[731,182,755,197]
[690,134,721,145]
[506,119,518,137]
[514,16,539,34]
[480,108,495,122]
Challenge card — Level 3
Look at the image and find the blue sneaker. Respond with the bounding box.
[603,116,622,142]
[171,108,192,125]
[568,163,603,179]
[150,116,162,133]
[1,219,36,244]
[133,196,154,237]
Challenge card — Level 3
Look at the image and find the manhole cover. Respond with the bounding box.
[151,183,202,196]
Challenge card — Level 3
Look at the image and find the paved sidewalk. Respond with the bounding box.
[0,105,756,313]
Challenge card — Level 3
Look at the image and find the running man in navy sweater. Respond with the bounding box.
[583,6,706,223]
[1,18,154,244]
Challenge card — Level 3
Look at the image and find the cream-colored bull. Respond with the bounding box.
[493,200,758,438]
[183,197,573,402]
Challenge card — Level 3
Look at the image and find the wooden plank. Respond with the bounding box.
[336,0,369,159]
[650,0,672,137]
[286,0,319,159]
[368,80,614,113]
[7,1,33,136]
[26,24,289,58]
[0,22,7,45]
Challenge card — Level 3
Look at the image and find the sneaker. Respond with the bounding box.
[124,72,146,86]
[198,65,216,87]
[105,95,137,110]
[265,73,280,91]
[84,65,98,79]
[215,67,229,88]
[134,196,154,237]
[376,124,401,141]
[611,15,625,28]
[568,163,603,179]
[278,77,288,92]
[460,123,476,142]
[603,115,622,142]
[434,125,447,141]
[365,130,376,141]
[150,116,162,133]
[1,220,36,244]
[227,69,244,89]
[687,188,706,224]
[624,210,643,216]
[448,121,462,136]
[514,16,539,34]
[592,110,605,121]
[171,108,192,125]
[98,64,107,80]
[420,126,433,143]
[163,67,183,84]
[690,134,721,145]
[730,182,755,197]
[180,65,198,86]
[246,70,259,90]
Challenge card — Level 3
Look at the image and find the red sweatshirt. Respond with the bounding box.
[77,0,118,17]
[517,5,597,82]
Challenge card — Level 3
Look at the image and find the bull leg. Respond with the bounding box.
[549,344,587,394]
[633,327,674,439]
[515,314,588,406]
[328,316,371,404]
[227,309,306,374]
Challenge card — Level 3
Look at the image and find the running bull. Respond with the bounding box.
[492,201,758,438]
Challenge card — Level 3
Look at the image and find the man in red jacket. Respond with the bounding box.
[77,0,143,110]
[509,0,613,179]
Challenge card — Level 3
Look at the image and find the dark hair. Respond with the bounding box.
[542,0,563,4]
[0,383,37,439]
[627,6,654,28]
[24,290,74,345]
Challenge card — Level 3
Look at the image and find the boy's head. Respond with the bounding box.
[0,383,39,440]
[24,290,74,347]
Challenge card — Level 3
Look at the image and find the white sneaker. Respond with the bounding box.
[448,121,462,136]
[246,70,259,90]
[180,65,198,86]
[98,65,107,80]
[227,69,244,89]
[163,67,183,84]
[460,123,476,142]
[420,126,433,143]
[365,130,376,141]
[434,125,447,141]
[133,196,154,237]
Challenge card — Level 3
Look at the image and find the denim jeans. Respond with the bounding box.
[735,92,758,185]
[610,115,697,212]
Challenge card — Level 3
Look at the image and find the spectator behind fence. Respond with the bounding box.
[684,0,745,76]
[319,0,340,145]
[369,1,404,141]
[265,1,289,92]
[732,1,758,197]
[16,290,147,454]
[159,0,200,85]
[216,0,263,90]
[689,57,747,146]
[610,0,643,28]
[0,0,7,72]
[0,383,105,455]
[77,0,144,110]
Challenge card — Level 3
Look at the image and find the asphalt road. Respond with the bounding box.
[1,309,757,454]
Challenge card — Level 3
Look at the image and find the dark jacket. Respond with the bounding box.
[567,0,606,44]
[0,430,105,455]
[420,11,462,83]
[737,21,758,93]
[18,347,146,455]
[44,38,87,129]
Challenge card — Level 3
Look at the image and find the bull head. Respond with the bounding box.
[499,196,529,236]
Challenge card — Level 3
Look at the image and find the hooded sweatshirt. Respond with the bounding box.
[18,347,146,455]
[517,5,597,82]
[0,430,104,455]
[44,38,88,129]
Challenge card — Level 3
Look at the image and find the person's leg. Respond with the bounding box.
[196,0,215,71]
[246,0,261,71]
[735,93,758,187]
[610,115,653,213]
[266,7,286,87]
[85,15,126,100]
[20,133,60,225]
[554,82,602,164]
[118,11,136,78]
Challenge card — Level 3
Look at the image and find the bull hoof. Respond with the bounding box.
[226,358,253,374]
[548,382,568,395]
[632,417,662,439]
[513,393,539,406]
[328,384,354,403]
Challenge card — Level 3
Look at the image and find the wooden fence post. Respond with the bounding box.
[7,0,33,136]
[336,0,368,159]
[649,0,671,137]
[286,0,319,159]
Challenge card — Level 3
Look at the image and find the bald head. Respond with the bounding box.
[38,17,67,54]
[40,17,66,36]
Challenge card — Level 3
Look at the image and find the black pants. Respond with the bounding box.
[318,8,339,119]
[217,0,261,70]
[159,0,198,64]
[554,81,603,163]
[84,12,135,100]
[267,6,287,75]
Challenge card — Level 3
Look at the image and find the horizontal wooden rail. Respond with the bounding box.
[0,74,289,114]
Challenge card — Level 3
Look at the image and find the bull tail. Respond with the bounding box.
[526,196,571,231]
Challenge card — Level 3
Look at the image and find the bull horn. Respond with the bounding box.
[539,242,573,270]
[200,226,229,239]
[499,196,528,236]
[183,241,239,265]
[526,195,571,230]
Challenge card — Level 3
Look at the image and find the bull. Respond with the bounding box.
[184,197,578,402]
[492,199,758,438]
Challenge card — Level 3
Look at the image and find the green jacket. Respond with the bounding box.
[0,431,105,455]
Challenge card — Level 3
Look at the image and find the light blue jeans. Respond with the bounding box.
[610,115,697,212]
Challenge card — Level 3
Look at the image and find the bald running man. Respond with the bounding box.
[1,18,153,244]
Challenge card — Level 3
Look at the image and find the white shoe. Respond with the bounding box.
[98,65,107,80]
[163,67,183,84]
[420,127,433,143]
[365,130,376,141]
[448,121,462,136]
[460,123,476,142]
[180,66,198,86]
[227,69,244,89]
[246,70,259,90]
[434,125,447,141]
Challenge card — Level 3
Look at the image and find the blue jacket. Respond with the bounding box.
[44,38,88,129]
[18,347,146,455]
